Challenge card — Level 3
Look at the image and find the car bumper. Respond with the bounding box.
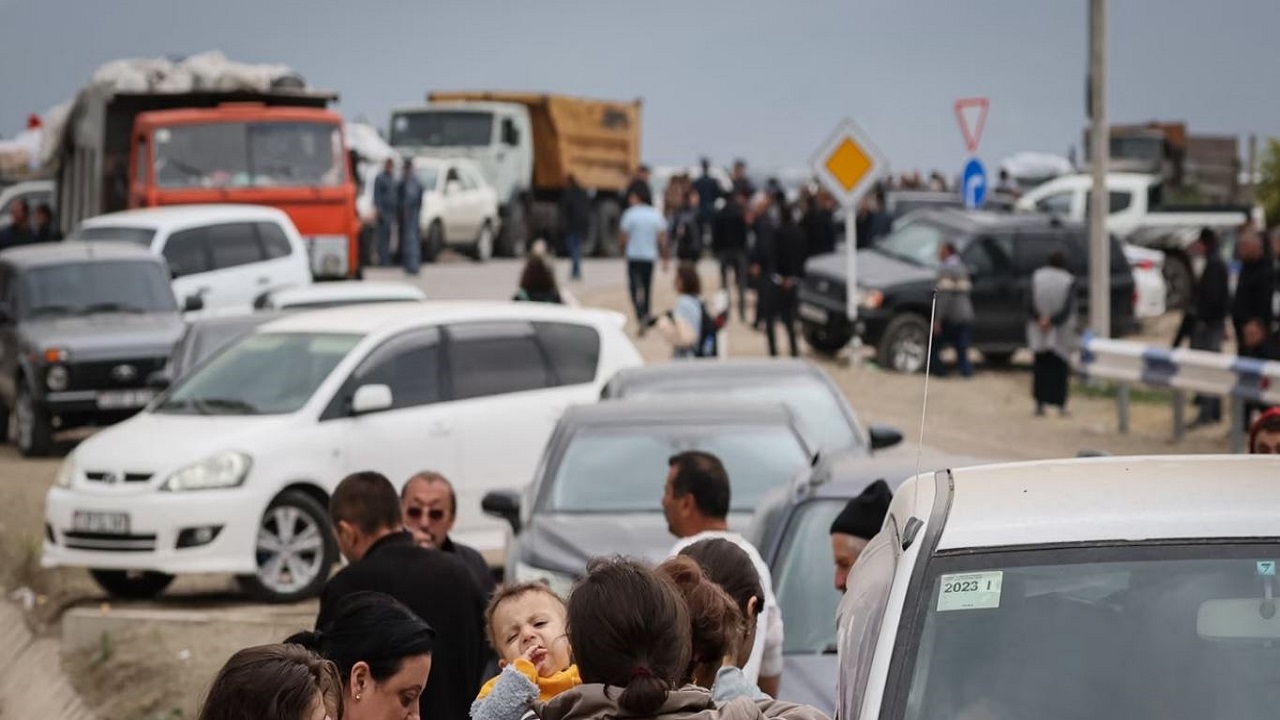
[795,289,891,345]
[42,485,259,575]
[45,389,156,420]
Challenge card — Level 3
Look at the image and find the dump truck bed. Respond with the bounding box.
[428,91,641,193]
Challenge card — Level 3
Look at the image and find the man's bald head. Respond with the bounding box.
[401,471,457,548]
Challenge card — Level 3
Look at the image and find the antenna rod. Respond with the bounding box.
[915,291,939,483]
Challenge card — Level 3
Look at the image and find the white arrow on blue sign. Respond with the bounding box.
[962,157,987,209]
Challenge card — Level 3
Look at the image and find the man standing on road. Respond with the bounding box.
[373,159,399,267]
[829,480,893,593]
[1184,229,1230,427]
[713,191,750,323]
[731,159,755,199]
[801,190,837,259]
[693,158,722,240]
[752,199,806,357]
[932,241,975,378]
[400,470,496,597]
[318,471,487,720]
[399,158,423,275]
[619,188,667,333]
[1233,227,1275,357]
[627,164,653,205]
[663,451,784,698]
[747,192,778,330]
[560,174,591,281]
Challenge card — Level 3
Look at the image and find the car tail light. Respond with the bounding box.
[1133,259,1156,271]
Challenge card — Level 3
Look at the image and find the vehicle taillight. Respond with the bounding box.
[1134,259,1156,271]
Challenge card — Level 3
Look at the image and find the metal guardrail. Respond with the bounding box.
[1079,331,1280,452]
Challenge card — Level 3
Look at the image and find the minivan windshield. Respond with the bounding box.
[895,544,1280,720]
[20,260,177,318]
[873,220,961,268]
[156,332,361,416]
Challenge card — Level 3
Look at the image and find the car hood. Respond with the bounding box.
[805,250,936,290]
[69,411,296,483]
[23,312,184,360]
[777,655,836,717]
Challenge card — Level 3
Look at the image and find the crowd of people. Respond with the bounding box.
[0,197,61,249]
[194,452,893,720]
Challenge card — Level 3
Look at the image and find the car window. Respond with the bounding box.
[20,260,177,317]
[836,525,900,720]
[446,322,551,400]
[1014,232,1072,275]
[962,235,1014,278]
[351,328,442,410]
[205,223,267,270]
[163,227,211,277]
[1084,190,1135,216]
[875,220,960,268]
[535,322,600,386]
[257,222,293,260]
[1034,191,1073,215]
[459,167,479,190]
[773,499,846,654]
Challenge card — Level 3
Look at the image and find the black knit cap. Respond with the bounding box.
[829,479,893,540]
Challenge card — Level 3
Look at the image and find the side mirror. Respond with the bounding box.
[868,424,904,451]
[351,384,393,415]
[146,370,172,390]
[502,121,520,147]
[182,294,204,313]
[482,489,522,534]
[445,180,462,196]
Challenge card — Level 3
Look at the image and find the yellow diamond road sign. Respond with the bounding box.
[811,118,885,208]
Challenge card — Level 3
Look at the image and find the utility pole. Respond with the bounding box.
[1088,0,1110,338]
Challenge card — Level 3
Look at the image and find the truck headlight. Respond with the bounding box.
[162,451,252,491]
[513,561,576,598]
[55,457,76,488]
[46,364,69,392]
[857,288,884,309]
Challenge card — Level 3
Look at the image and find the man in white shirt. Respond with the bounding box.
[662,450,784,697]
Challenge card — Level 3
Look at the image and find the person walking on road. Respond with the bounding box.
[713,191,750,323]
[373,159,398,267]
[747,193,778,330]
[1027,250,1078,415]
[672,187,704,262]
[801,190,837,259]
[693,158,722,239]
[619,188,668,333]
[318,471,487,720]
[561,174,591,281]
[1180,229,1230,426]
[829,480,893,593]
[932,241,975,379]
[399,158,423,275]
[751,201,806,357]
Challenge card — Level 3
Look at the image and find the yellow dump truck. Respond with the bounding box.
[390,91,642,256]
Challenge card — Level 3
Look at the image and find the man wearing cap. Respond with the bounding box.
[829,479,893,593]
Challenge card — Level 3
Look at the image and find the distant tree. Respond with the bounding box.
[1257,138,1280,227]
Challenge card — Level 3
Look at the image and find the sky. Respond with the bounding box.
[3,0,1279,177]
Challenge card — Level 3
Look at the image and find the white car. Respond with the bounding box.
[1122,244,1168,320]
[43,301,642,602]
[834,455,1280,720]
[75,205,312,312]
[256,281,426,310]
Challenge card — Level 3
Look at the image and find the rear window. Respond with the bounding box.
[76,226,158,246]
[535,322,601,386]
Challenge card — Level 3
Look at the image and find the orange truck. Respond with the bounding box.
[55,89,360,279]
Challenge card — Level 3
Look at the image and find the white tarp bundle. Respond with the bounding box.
[87,50,304,95]
[344,122,398,165]
[1000,152,1075,181]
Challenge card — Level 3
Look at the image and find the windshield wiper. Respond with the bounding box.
[80,302,148,315]
[192,397,260,415]
[27,304,79,318]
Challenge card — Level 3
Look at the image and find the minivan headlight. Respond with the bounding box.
[162,451,252,491]
[55,457,76,488]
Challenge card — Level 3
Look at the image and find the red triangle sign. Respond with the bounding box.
[954,97,989,154]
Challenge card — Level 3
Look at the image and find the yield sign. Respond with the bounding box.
[954,97,989,154]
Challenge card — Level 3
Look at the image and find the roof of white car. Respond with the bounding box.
[1024,172,1155,195]
[934,455,1280,550]
[79,204,292,231]
[267,281,426,308]
[256,300,624,336]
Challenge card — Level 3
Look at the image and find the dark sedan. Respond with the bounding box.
[482,399,815,596]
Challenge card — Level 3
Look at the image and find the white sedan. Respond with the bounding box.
[413,157,500,262]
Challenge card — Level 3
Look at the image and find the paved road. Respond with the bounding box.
[363,255,628,302]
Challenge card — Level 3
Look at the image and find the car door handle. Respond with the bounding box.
[428,420,452,437]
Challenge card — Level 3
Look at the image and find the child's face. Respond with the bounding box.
[491,591,572,678]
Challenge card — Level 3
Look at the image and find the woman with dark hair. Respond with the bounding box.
[678,538,769,701]
[1027,249,1078,416]
[287,591,435,720]
[538,557,825,720]
[513,255,563,304]
[198,643,342,720]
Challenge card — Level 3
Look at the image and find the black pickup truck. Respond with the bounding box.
[0,242,183,456]
[797,209,1136,372]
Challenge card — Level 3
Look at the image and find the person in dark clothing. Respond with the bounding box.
[801,191,837,259]
[318,471,488,720]
[712,192,750,322]
[855,187,891,248]
[513,254,564,303]
[1181,229,1230,426]
[400,471,497,597]
[372,159,398,267]
[751,201,807,357]
[626,164,653,206]
[747,193,777,333]
[32,204,61,243]
[730,159,755,199]
[0,199,35,249]
[561,175,591,280]
[692,158,722,236]
[672,188,703,262]
[1232,228,1275,351]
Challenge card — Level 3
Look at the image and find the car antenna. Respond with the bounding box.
[914,290,939,484]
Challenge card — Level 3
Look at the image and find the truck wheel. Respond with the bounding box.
[802,321,852,356]
[1163,254,1193,312]
[89,570,174,600]
[498,203,528,258]
[423,222,444,263]
[236,490,335,604]
[470,221,495,262]
[14,383,52,457]
[592,199,622,257]
[877,314,930,374]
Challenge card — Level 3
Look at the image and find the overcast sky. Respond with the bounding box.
[3,0,1278,175]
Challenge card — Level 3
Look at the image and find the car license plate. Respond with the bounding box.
[96,389,154,410]
[799,303,829,323]
[72,511,130,535]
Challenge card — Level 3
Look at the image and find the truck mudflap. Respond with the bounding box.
[306,235,350,279]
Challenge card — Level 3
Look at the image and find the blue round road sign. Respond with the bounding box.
[962,157,987,209]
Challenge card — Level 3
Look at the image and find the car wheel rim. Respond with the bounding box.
[893,330,927,373]
[255,505,325,595]
[15,391,32,450]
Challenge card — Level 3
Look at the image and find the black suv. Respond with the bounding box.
[0,243,184,456]
[798,209,1136,372]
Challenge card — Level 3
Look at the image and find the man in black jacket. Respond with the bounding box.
[751,200,807,357]
[560,174,591,280]
[713,191,750,322]
[1186,229,1230,425]
[318,471,487,720]
[1233,228,1275,357]
[801,190,838,259]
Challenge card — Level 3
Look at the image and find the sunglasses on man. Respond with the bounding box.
[406,506,447,521]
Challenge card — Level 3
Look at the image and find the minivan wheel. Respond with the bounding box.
[802,321,853,356]
[14,384,52,457]
[878,314,930,374]
[236,491,335,603]
[471,221,494,262]
[89,569,174,600]
[423,222,444,263]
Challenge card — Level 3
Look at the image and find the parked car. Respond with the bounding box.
[834,455,1280,720]
[601,359,903,454]
[409,157,500,262]
[43,302,641,602]
[156,311,288,386]
[1127,221,1245,311]
[74,205,313,312]
[482,400,815,597]
[0,180,55,228]
[254,281,426,310]
[798,209,1137,371]
[0,242,183,456]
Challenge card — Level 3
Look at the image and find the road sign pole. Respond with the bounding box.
[845,205,858,323]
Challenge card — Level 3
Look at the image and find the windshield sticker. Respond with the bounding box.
[1258,561,1276,577]
[938,571,1003,612]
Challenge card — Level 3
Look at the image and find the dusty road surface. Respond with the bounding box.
[0,257,1229,719]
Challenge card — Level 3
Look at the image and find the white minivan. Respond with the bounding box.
[43,302,642,603]
[75,205,312,312]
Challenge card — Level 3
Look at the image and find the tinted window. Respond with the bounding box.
[535,322,600,386]
[1034,192,1073,215]
[1014,232,1072,275]
[774,499,846,653]
[205,223,266,270]
[352,329,442,410]
[77,226,158,246]
[20,260,177,317]
[257,222,293,259]
[963,235,1014,278]
[875,220,962,268]
[447,322,551,400]
[164,228,211,277]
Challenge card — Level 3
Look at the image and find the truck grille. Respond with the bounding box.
[68,358,166,390]
[62,531,157,552]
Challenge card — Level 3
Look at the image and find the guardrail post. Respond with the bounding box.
[1171,389,1185,443]
[1229,396,1246,454]
[1116,381,1130,434]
